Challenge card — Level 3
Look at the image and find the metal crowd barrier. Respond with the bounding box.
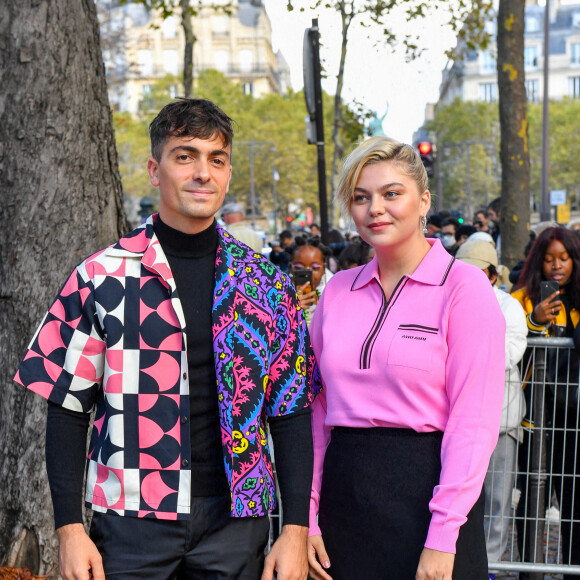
[486,336,580,578]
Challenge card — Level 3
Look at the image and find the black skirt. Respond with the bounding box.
[317,427,488,580]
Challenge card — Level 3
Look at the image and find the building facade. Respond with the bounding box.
[98,0,290,114]
[438,0,580,107]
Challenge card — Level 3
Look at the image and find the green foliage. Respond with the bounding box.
[429,96,580,215]
[528,98,580,210]
[427,98,500,214]
[112,70,366,222]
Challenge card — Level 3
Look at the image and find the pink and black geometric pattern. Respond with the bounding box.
[15,216,317,520]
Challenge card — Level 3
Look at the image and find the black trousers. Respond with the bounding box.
[317,427,488,580]
[89,496,270,579]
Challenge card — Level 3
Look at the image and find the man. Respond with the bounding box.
[440,217,460,254]
[14,99,315,580]
[221,202,264,252]
[473,209,490,233]
[456,240,527,576]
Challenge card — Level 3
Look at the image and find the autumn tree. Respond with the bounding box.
[496,0,530,268]
[286,0,494,226]
[427,98,500,214]
[124,0,233,97]
[0,0,127,576]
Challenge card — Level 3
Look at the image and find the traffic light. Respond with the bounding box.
[417,141,435,178]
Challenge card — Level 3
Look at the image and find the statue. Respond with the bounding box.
[367,103,389,136]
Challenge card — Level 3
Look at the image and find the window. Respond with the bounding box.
[137,49,153,77]
[242,82,254,96]
[572,43,580,65]
[480,82,497,102]
[573,12,580,28]
[570,76,580,98]
[524,46,539,70]
[161,17,177,38]
[239,50,254,73]
[481,50,496,74]
[526,79,540,103]
[525,16,539,33]
[163,50,179,76]
[214,50,229,73]
[213,16,228,35]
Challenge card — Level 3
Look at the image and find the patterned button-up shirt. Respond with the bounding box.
[15,215,315,520]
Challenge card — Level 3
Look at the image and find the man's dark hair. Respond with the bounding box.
[487,197,501,216]
[149,98,234,161]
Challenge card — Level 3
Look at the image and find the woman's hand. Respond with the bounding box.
[307,534,333,580]
[533,290,562,325]
[415,547,454,580]
[296,283,318,309]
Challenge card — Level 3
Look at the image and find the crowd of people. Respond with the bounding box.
[13,97,580,580]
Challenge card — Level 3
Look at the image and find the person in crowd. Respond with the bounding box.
[310,223,321,238]
[337,240,374,270]
[280,229,294,249]
[456,241,527,570]
[466,232,512,291]
[306,136,505,580]
[291,237,333,324]
[509,232,537,286]
[326,229,347,273]
[568,218,580,233]
[440,217,460,254]
[487,198,501,256]
[221,201,264,252]
[13,99,316,580]
[511,226,580,579]
[455,224,477,248]
[474,209,491,233]
[425,213,442,238]
[268,238,291,272]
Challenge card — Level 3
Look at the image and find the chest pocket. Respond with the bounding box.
[387,324,438,372]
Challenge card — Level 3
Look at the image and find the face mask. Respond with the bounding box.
[441,234,456,249]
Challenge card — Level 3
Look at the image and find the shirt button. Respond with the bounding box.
[183,373,187,380]
[181,416,188,424]
[182,459,189,467]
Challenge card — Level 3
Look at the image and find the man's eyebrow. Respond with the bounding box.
[168,145,230,159]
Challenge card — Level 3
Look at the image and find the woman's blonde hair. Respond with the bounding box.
[336,136,429,216]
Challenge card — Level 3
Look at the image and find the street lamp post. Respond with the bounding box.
[237,141,276,229]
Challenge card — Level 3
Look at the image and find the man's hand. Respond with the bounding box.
[261,524,308,580]
[415,547,455,580]
[307,534,333,580]
[57,523,104,580]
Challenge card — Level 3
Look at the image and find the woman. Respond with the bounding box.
[291,237,333,323]
[307,137,505,580]
[511,227,580,578]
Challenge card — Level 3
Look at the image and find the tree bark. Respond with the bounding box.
[181,0,196,98]
[329,0,352,228]
[0,0,127,576]
[497,0,530,269]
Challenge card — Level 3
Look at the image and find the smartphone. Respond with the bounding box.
[293,268,313,287]
[540,280,560,302]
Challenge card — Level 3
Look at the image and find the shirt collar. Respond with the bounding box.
[351,238,455,291]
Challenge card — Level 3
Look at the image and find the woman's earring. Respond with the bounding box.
[421,216,428,235]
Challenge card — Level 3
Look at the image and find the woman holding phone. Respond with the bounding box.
[291,238,333,324]
[511,226,580,578]
[307,137,505,580]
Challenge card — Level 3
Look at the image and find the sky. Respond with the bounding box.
[262,1,459,143]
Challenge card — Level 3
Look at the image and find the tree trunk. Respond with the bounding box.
[0,0,127,576]
[496,0,530,269]
[181,0,196,98]
[329,1,352,228]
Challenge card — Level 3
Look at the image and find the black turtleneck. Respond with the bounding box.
[154,217,229,497]
[46,217,311,529]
